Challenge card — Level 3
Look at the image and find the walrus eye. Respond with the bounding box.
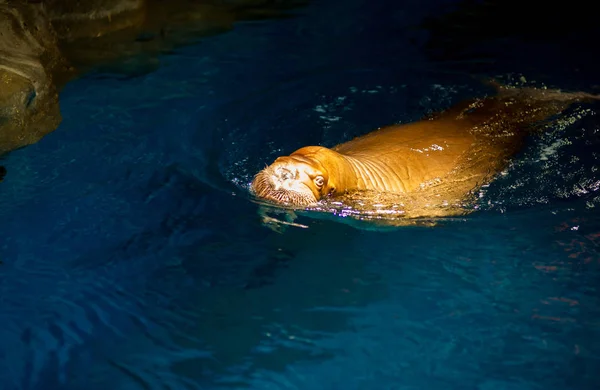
[314,176,325,188]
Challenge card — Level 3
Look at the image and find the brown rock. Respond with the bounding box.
[0,0,309,156]
[0,2,64,154]
[45,0,147,40]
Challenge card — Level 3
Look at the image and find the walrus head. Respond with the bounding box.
[251,152,332,207]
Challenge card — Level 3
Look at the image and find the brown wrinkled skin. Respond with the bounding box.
[251,84,599,220]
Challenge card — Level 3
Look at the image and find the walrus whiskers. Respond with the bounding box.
[252,167,318,206]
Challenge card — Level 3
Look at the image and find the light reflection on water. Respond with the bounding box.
[1,0,599,389]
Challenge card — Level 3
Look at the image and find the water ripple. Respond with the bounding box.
[1,0,600,389]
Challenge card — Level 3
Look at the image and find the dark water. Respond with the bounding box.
[1,0,600,389]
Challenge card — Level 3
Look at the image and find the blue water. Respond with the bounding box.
[1,0,600,389]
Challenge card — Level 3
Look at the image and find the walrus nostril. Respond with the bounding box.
[275,167,295,181]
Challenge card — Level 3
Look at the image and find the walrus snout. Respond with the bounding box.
[251,161,318,206]
[273,165,297,183]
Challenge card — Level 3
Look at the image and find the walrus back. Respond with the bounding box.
[331,84,599,193]
[332,119,478,192]
[442,83,600,134]
[335,84,599,155]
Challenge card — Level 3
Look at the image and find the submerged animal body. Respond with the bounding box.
[251,83,598,220]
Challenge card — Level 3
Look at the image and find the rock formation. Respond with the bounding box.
[0,0,307,156]
[0,1,66,154]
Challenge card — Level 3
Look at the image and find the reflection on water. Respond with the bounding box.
[55,0,310,79]
[0,0,599,389]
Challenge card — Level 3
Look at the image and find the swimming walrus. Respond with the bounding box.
[251,82,599,227]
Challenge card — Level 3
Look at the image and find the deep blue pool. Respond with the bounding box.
[1,0,599,389]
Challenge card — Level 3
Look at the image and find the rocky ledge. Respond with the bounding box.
[0,0,307,156]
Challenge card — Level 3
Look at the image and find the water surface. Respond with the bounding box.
[1,0,599,389]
